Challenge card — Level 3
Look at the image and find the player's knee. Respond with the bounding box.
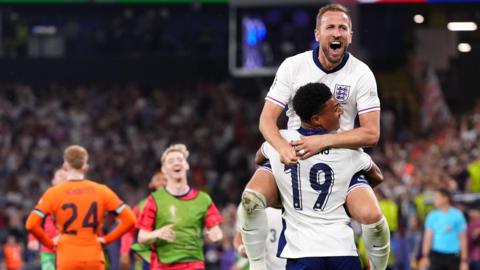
[360,208,383,225]
[241,189,267,215]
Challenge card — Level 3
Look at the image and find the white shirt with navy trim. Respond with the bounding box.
[266,47,380,131]
[261,128,373,258]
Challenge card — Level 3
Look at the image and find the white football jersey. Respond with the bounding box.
[265,48,380,131]
[236,207,286,270]
[261,129,373,258]
[264,208,286,270]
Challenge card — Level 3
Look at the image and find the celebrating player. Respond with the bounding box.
[25,145,136,270]
[137,143,223,270]
[240,4,389,270]
[262,82,382,269]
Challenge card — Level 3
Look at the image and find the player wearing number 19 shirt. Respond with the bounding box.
[259,83,383,269]
[26,145,136,270]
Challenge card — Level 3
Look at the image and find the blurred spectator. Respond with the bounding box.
[468,209,480,270]
[1,233,23,270]
[0,81,478,269]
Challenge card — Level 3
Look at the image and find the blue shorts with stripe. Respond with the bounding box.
[348,172,371,193]
[258,160,272,172]
[286,256,362,270]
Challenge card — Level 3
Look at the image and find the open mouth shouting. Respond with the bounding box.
[329,40,343,57]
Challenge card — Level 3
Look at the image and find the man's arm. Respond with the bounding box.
[291,111,380,159]
[259,101,297,165]
[419,228,433,268]
[326,110,380,148]
[364,161,383,188]
[206,225,223,243]
[120,205,139,256]
[25,212,54,250]
[255,146,267,165]
[460,230,468,267]
[100,205,136,245]
[138,225,175,244]
[204,201,223,243]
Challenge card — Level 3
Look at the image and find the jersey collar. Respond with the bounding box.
[166,186,199,200]
[297,127,328,136]
[312,45,349,74]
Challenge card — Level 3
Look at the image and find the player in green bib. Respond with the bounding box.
[137,144,223,270]
[120,171,167,270]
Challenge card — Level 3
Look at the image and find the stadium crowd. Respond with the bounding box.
[0,81,479,269]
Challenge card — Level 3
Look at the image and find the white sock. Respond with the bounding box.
[361,216,390,270]
[239,189,268,270]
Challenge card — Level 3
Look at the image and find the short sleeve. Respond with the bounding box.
[34,187,56,217]
[261,141,275,160]
[137,195,157,231]
[358,152,373,172]
[350,151,373,173]
[265,58,293,108]
[425,212,434,230]
[457,211,467,233]
[205,202,223,228]
[356,69,381,115]
[101,185,124,212]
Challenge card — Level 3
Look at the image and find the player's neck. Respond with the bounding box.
[438,204,450,212]
[318,51,343,71]
[66,170,85,181]
[165,179,189,196]
[301,122,328,132]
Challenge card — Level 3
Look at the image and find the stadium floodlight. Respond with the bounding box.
[447,22,477,31]
[457,43,472,53]
[32,25,57,35]
[413,14,424,24]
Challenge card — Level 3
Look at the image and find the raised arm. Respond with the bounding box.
[291,110,380,159]
[259,101,297,165]
[324,110,380,148]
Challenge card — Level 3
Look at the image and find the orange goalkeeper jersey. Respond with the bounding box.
[27,179,130,265]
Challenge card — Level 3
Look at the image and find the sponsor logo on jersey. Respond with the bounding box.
[334,84,351,103]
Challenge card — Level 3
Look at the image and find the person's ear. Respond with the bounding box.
[310,114,322,126]
[82,164,89,173]
[314,28,320,42]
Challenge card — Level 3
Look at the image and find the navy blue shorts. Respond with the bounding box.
[286,256,362,270]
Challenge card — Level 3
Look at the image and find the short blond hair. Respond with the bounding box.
[316,3,352,30]
[161,144,189,164]
[64,145,88,170]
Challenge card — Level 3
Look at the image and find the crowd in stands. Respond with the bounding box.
[0,5,227,59]
[0,81,479,269]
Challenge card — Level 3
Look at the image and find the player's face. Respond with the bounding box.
[315,11,352,67]
[51,168,68,186]
[149,172,167,190]
[162,151,189,181]
[317,98,343,131]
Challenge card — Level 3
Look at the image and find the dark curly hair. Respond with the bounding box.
[292,83,332,123]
